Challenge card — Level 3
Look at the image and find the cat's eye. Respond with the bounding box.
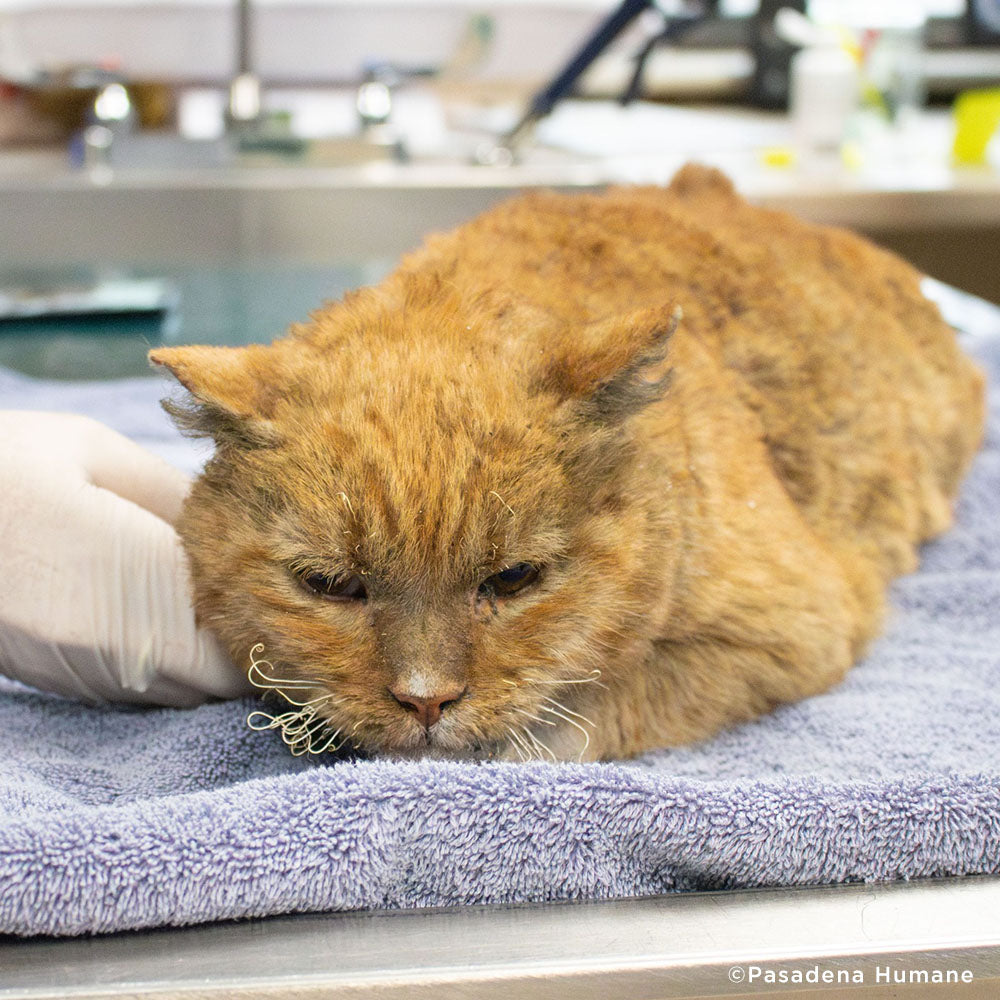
[478,562,540,599]
[298,570,368,603]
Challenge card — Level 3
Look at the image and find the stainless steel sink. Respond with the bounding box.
[96,133,418,170]
[100,134,235,170]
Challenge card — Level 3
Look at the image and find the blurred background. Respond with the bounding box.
[2,0,999,378]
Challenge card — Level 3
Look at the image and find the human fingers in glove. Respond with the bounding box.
[0,410,252,706]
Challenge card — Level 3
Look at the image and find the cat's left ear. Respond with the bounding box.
[537,303,681,424]
[149,344,282,447]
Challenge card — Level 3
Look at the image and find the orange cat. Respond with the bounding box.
[150,165,985,762]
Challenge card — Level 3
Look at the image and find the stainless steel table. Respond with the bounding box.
[2,878,999,999]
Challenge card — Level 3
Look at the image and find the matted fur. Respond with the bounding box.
[150,165,985,761]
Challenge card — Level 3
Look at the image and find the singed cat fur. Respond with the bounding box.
[150,165,986,761]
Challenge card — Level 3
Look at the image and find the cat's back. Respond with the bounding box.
[394,165,985,595]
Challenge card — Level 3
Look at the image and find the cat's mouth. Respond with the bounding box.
[375,708,505,760]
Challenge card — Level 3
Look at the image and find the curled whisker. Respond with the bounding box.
[279,720,319,747]
[247,709,298,732]
[513,707,557,728]
[504,724,536,762]
[336,491,356,518]
[547,669,605,687]
[246,643,350,725]
[540,696,596,729]
[503,726,527,761]
[247,644,320,691]
[520,724,557,763]
[504,727,529,762]
[250,707,313,732]
[539,702,592,761]
[308,726,345,755]
[512,729,537,761]
[281,726,310,750]
[489,490,516,518]
[278,690,338,708]
[506,668,607,692]
[279,708,327,742]
[248,666,316,691]
[288,715,342,755]
[246,676,346,756]
[285,716,334,755]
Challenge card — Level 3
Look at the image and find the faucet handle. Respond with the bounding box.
[356,74,393,129]
[93,82,134,126]
[227,72,262,127]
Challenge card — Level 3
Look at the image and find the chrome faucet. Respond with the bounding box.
[227,0,262,130]
[354,63,409,162]
[81,79,134,176]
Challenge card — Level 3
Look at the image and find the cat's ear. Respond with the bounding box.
[538,303,681,424]
[148,344,281,447]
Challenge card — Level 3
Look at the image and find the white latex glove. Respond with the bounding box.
[0,410,252,706]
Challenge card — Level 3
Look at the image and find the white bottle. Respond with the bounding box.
[776,8,860,152]
[790,41,859,150]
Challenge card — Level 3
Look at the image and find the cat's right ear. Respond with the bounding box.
[149,344,281,447]
[536,303,682,425]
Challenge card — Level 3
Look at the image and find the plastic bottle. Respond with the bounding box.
[777,8,860,152]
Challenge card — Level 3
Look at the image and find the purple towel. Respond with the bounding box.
[0,281,997,937]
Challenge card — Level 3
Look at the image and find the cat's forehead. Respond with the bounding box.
[260,299,579,582]
[273,387,569,586]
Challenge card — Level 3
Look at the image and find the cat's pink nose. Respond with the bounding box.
[389,685,467,729]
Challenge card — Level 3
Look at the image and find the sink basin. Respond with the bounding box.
[100,134,235,170]
[93,122,590,172]
[99,132,418,170]
[0,262,386,380]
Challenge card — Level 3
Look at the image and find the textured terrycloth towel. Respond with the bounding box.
[0,281,998,937]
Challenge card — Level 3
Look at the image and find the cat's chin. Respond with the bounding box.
[368,715,509,762]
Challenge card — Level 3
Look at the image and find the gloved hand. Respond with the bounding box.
[0,410,252,706]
